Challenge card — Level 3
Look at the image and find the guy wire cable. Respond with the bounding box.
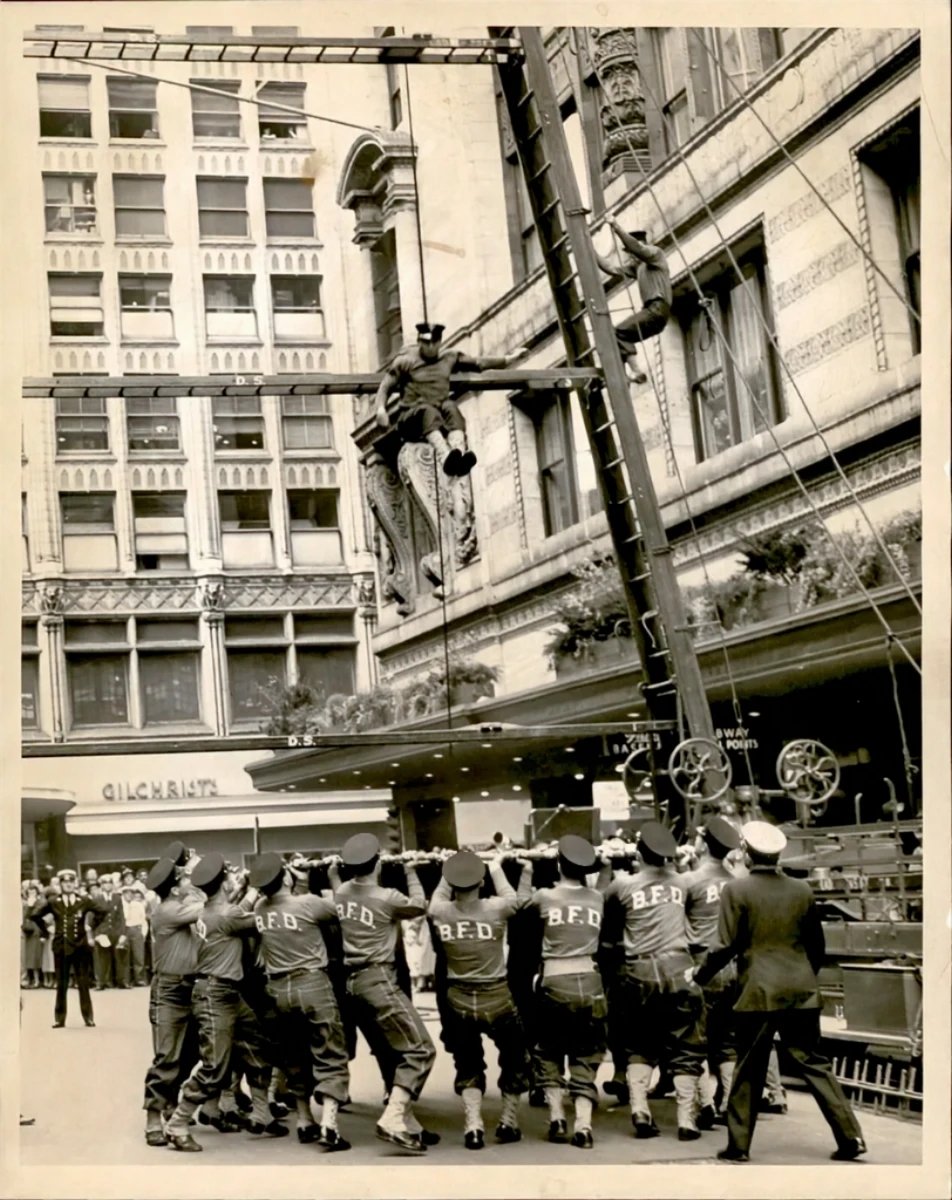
[588,50,922,676]
[686,27,921,328]
[616,29,922,619]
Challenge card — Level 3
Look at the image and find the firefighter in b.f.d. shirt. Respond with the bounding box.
[428,850,533,1150]
[602,821,707,1142]
[522,835,608,1149]
[249,853,351,1151]
[680,816,743,1128]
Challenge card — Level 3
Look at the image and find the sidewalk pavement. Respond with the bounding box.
[18,984,922,1168]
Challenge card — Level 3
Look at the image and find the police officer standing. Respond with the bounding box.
[694,822,867,1163]
[603,821,706,1141]
[328,833,435,1154]
[248,852,351,1151]
[141,856,204,1146]
[522,835,606,1149]
[30,868,107,1029]
[681,816,743,1128]
[428,850,532,1150]
[163,853,278,1152]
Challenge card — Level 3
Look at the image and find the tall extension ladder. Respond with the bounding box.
[494,28,716,832]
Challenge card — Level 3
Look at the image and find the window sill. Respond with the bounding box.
[109,138,166,147]
[119,338,180,346]
[114,236,173,246]
[55,452,117,461]
[273,338,332,348]
[198,238,255,246]
[258,141,315,152]
[127,451,187,461]
[281,449,340,459]
[50,337,110,344]
[205,337,264,345]
[266,237,323,248]
[215,451,272,459]
[39,137,97,146]
[65,724,213,739]
[45,234,103,244]
[193,140,249,150]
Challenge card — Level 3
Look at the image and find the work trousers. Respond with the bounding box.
[443,978,532,1097]
[726,1008,864,1156]
[395,398,466,442]
[618,952,706,1076]
[117,927,147,986]
[54,947,94,1025]
[345,963,435,1101]
[142,974,198,1112]
[178,977,271,1108]
[265,967,350,1105]
[533,971,608,1102]
[700,968,739,1068]
[615,297,670,352]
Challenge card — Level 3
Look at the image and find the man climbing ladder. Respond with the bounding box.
[595,218,672,385]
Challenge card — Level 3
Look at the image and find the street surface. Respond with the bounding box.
[19,985,921,1168]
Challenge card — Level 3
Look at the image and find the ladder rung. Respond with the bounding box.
[629,571,652,583]
[528,160,552,184]
[516,89,535,109]
[650,649,673,659]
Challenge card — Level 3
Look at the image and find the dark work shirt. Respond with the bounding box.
[195,897,257,981]
[150,894,203,976]
[376,347,508,411]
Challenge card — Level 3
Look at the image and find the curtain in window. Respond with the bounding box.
[727,269,770,442]
[204,277,252,309]
[106,79,157,109]
[191,82,240,111]
[38,78,89,108]
[257,83,304,116]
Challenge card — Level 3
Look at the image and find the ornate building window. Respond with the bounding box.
[106,77,159,140]
[43,174,97,234]
[191,79,241,140]
[60,491,118,571]
[38,75,92,138]
[132,491,188,571]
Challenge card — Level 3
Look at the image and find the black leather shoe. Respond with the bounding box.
[269,1100,290,1120]
[167,1133,203,1152]
[648,1073,674,1099]
[631,1112,660,1139]
[696,1104,717,1131]
[234,1090,253,1113]
[570,1129,594,1149]
[495,1122,521,1144]
[419,1128,441,1146]
[463,1129,484,1151]
[84,1019,95,1027]
[528,1088,546,1108]
[831,1138,867,1161]
[678,1126,702,1141]
[717,1146,750,1162]
[760,1099,787,1114]
[297,1125,322,1144]
[198,1111,240,1134]
[52,1021,65,1028]
[443,449,464,476]
[247,1119,289,1137]
[547,1119,568,1144]
[145,1129,167,1147]
[318,1128,351,1152]
[376,1125,427,1154]
[456,450,477,476]
[602,1078,627,1101]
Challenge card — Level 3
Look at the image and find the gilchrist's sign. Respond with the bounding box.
[102,779,220,802]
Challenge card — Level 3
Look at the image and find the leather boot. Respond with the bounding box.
[626,1064,659,1138]
[674,1074,702,1141]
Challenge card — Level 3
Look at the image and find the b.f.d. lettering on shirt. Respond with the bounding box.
[254,910,301,933]
[705,883,725,905]
[337,901,375,928]
[437,920,494,942]
[546,906,601,928]
[631,884,683,909]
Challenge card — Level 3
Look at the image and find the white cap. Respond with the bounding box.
[742,821,787,858]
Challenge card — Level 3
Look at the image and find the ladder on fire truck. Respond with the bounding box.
[21,26,745,831]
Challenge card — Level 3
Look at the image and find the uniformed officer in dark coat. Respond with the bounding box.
[31,868,109,1028]
[694,821,867,1163]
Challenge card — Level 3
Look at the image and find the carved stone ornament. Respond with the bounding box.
[356,574,377,611]
[587,27,650,170]
[198,577,225,612]
[397,442,478,586]
[38,582,64,615]
[365,455,418,616]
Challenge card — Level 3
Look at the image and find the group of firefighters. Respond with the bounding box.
[131,815,866,1163]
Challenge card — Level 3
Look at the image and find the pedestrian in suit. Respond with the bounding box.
[89,877,126,988]
[694,821,866,1163]
[30,868,109,1027]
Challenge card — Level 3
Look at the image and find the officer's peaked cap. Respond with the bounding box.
[56,868,77,881]
[742,821,787,858]
[443,850,486,889]
[415,322,445,343]
[341,832,381,868]
[558,834,597,871]
[248,852,285,891]
[704,816,742,853]
[638,821,679,859]
[191,851,227,890]
[162,840,189,867]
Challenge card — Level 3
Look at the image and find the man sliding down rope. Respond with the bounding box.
[595,218,672,385]
[375,323,527,477]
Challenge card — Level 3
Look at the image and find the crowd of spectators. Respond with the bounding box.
[21,865,156,990]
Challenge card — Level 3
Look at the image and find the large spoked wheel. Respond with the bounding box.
[667,738,732,802]
[621,747,654,800]
[775,739,840,812]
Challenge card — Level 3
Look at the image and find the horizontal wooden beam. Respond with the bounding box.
[22,369,599,399]
[22,721,676,758]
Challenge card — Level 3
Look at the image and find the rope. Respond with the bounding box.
[686,27,921,328]
[587,48,922,678]
[403,63,429,326]
[618,30,921,620]
[885,637,918,808]
[66,55,380,134]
